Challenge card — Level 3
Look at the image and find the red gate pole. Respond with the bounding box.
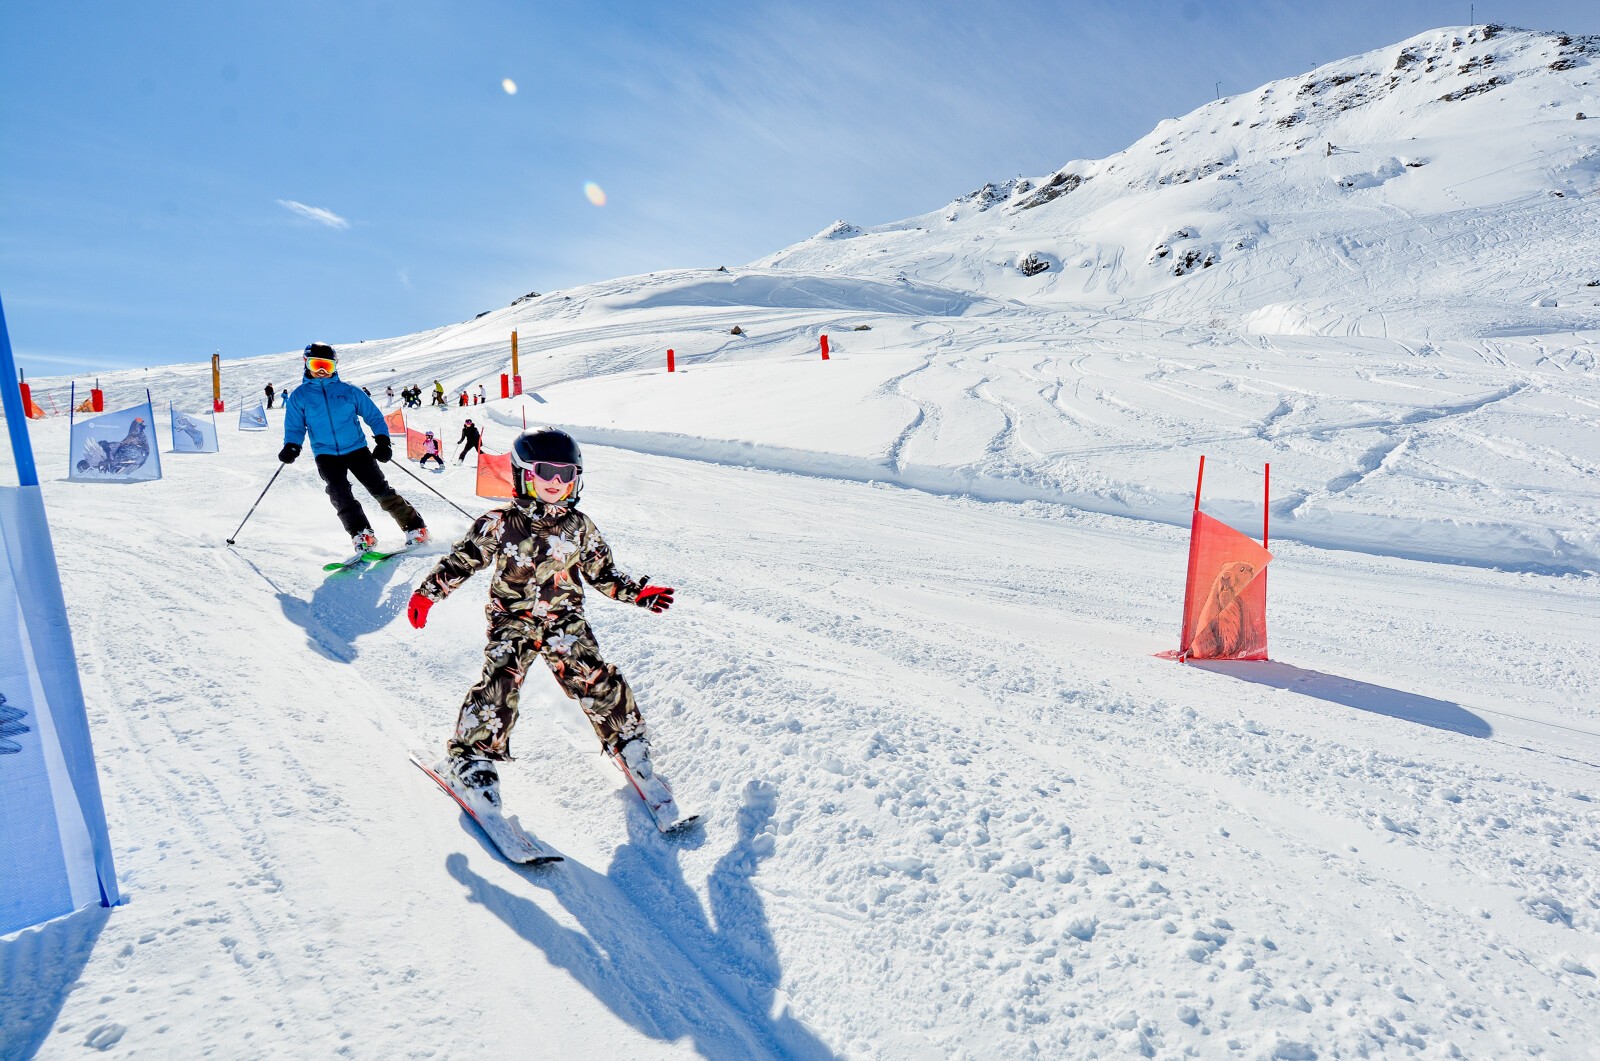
[1262,463,1270,547]
[820,334,830,360]
[666,348,675,373]
[1178,455,1207,660]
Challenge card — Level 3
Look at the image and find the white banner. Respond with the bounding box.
[68,399,162,483]
[170,405,220,453]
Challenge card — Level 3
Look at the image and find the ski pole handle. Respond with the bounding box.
[390,457,477,520]
[226,464,285,545]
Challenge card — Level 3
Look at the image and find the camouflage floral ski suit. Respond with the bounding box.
[417,499,653,762]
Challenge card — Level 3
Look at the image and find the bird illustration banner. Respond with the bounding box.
[475,449,515,499]
[169,404,219,454]
[237,401,269,431]
[68,396,162,483]
[1179,511,1272,660]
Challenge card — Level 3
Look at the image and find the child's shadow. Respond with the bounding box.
[445,780,835,1060]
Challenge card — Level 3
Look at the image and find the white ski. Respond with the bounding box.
[409,753,563,865]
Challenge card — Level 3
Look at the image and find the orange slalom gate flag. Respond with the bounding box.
[1179,511,1273,660]
[75,397,95,413]
[475,450,515,499]
[384,409,406,436]
[406,427,428,461]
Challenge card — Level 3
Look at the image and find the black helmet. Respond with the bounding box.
[510,428,583,503]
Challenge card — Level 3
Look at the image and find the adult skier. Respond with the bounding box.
[264,382,276,409]
[432,379,446,407]
[404,428,684,828]
[278,343,430,551]
[456,418,481,464]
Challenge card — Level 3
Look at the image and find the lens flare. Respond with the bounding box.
[584,182,607,207]
[502,78,518,95]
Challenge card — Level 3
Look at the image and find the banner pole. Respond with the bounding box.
[0,295,40,486]
[1193,454,1205,512]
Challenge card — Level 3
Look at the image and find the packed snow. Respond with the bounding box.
[4,23,1600,1061]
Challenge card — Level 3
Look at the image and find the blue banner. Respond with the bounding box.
[69,398,162,483]
[0,487,121,936]
[238,401,268,431]
[170,404,220,453]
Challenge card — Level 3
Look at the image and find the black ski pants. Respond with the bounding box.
[314,448,424,536]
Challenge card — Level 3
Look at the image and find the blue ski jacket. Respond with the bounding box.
[283,374,390,457]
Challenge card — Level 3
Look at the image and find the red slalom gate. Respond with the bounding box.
[1161,456,1273,662]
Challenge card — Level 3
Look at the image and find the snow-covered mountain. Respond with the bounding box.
[5,24,1600,1061]
[762,25,1600,339]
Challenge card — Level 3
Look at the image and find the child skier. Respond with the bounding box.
[419,431,444,469]
[279,343,430,551]
[404,428,683,827]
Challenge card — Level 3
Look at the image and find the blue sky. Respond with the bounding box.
[5,1,1599,374]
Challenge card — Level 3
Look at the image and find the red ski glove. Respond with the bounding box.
[635,585,674,614]
[407,592,434,629]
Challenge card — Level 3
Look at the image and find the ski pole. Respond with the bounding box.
[226,465,285,545]
[390,458,477,519]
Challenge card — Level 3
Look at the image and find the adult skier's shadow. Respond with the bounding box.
[276,561,410,663]
[445,780,835,1060]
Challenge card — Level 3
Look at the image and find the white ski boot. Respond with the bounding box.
[443,754,501,812]
[406,526,431,547]
[352,529,378,551]
[612,738,697,832]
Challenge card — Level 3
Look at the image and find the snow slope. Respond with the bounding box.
[3,22,1600,1061]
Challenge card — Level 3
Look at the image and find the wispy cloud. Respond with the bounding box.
[276,199,350,230]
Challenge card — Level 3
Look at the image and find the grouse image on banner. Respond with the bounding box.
[76,415,151,475]
[0,691,27,755]
[69,394,164,483]
[169,404,220,453]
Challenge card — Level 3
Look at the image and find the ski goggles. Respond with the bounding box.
[524,462,578,484]
[304,357,337,377]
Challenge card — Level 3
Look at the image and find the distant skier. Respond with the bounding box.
[278,343,430,552]
[405,428,684,827]
[419,431,444,469]
[457,418,481,464]
[432,380,446,407]
[264,382,276,409]
[476,384,486,405]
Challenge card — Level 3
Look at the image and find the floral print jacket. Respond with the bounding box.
[417,499,648,624]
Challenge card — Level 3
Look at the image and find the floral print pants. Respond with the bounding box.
[449,613,645,762]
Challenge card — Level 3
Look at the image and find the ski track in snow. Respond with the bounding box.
[4,407,1597,1058]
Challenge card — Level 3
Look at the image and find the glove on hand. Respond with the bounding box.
[277,443,302,464]
[636,585,674,614]
[373,436,393,463]
[407,592,433,629]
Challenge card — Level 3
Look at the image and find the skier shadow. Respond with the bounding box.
[275,562,412,664]
[445,780,836,1060]
[1190,660,1492,737]
[0,903,111,1059]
